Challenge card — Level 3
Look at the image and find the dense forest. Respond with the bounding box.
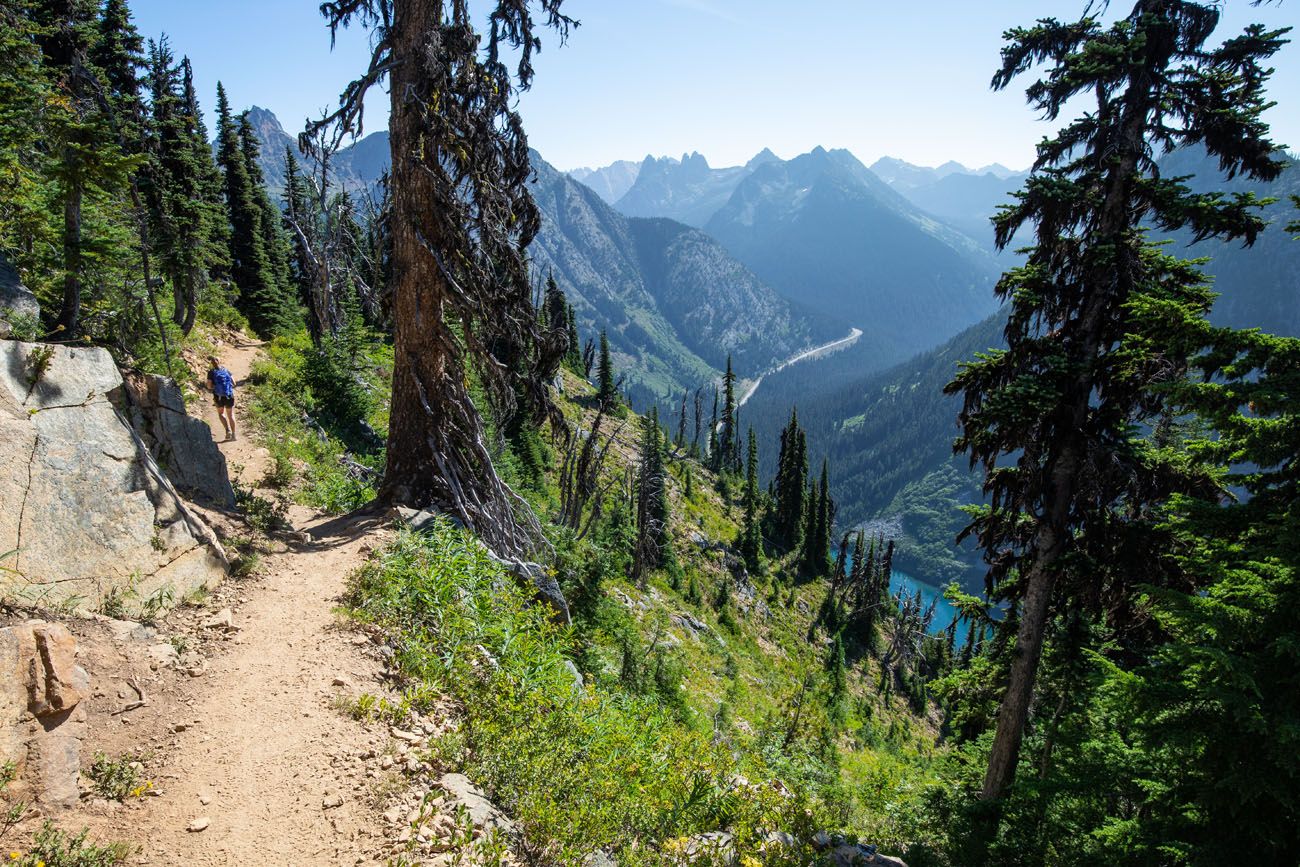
[1,0,1298,865]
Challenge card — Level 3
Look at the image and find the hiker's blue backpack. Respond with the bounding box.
[211,367,235,398]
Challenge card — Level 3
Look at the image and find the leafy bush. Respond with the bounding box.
[88,753,150,801]
[14,823,132,866]
[243,331,388,515]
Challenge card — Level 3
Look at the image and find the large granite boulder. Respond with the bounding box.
[0,622,90,808]
[0,341,227,615]
[119,370,235,507]
[0,254,39,321]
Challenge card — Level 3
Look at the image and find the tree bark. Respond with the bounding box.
[979,9,1159,802]
[55,170,83,338]
[378,0,542,558]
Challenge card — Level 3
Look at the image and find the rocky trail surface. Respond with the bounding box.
[34,340,411,865]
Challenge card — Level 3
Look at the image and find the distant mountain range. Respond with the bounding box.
[614,149,779,227]
[527,152,840,403]
[573,148,1005,369]
[240,107,390,199]
[238,107,835,404]
[568,160,641,204]
[744,146,1300,586]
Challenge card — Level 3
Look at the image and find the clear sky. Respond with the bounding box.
[130,0,1299,172]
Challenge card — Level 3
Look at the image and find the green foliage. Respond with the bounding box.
[14,823,132,867]
[244,330,387,514]
[345,523,840,863]
[232,478,290,536]
[87,754,149,802]
[214,85,297,338]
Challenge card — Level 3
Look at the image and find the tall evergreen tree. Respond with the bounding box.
[1127,323,1300,860]
[313,0,574,555]
[768,407,808,552]
[91,0,144,138]
[31,0,137,338]
[715,355,738,473]
[801,459,832,576]
[632,406,670,584]
[945,1,1286,808]
[146,42,225,333]
[564,303,582,370]
[596,329,617,408]
[215,82,281,336]
[238,111,297,333]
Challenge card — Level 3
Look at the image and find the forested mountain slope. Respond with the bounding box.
[242,111,836,405]
[704,147,1002,367]
[885,170,1029,252]
[527,152,840,403]
[745,150,1299,586]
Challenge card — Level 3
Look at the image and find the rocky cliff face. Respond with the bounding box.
[120,370,236,508]
[0,341,228,615]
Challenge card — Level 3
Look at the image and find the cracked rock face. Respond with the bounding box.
[0,341,227,614]
[121,370,236,507]
[0,254,38,321]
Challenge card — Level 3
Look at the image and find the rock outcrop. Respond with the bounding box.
[0,621,89,808]
[120,370,236,507]
[0,254,39,321]
[0,341,227,615]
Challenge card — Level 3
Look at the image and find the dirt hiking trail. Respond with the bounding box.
[53,339,401,865]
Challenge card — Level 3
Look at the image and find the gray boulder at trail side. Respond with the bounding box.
[121,370,236,507]
[0,341,227,614]
[0,254,39,321]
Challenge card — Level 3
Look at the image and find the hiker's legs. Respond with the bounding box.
[215,402,235,439]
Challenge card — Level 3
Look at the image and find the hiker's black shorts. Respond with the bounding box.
[214,394,234,408]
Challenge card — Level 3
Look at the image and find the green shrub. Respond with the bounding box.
[87,753,150,801]
[15,822,132,866]
[345,523,835,864]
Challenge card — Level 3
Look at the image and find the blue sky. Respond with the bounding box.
[130,0,1299,172]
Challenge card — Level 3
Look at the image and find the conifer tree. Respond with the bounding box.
[769,408,808,552]
[632,407,670,584]
[282,149,316,318]
[800,480,819,576]
[596,329,617,408]
[564,304,582,370]
[312,0,574,555]
[146,42,225,333]
[238,111,297,333]
[542,273,567,360]
[31,0,137,338]
[716,355,738,473]
[707,388,719,466]
[0,8,57,284]
[1127,323,1300,859]
[801,459,832,576]
[675,390,687,449]
[946,0,1286,807]
[91,0,144,138]
[215,82,282,336]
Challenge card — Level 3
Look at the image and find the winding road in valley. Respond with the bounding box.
[738,326,863,408]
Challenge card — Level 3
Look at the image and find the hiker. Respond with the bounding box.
[207,356,237,441]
